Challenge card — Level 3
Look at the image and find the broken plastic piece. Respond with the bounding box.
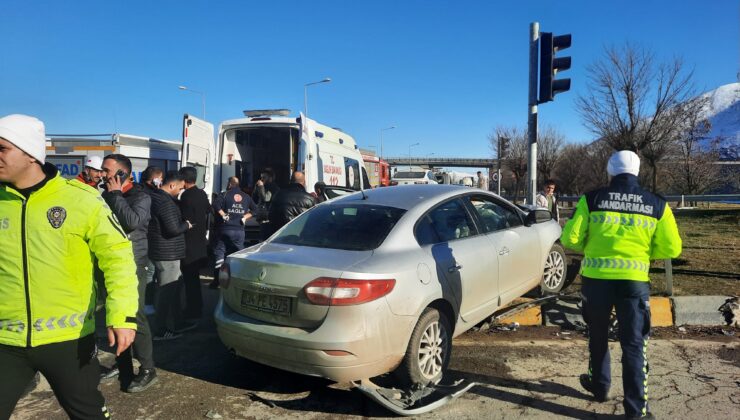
[353,379,477,416]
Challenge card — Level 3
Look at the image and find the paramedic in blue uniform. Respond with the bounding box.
[210,177,256,288]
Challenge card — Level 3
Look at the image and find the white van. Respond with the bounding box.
[391,167,438,185]
[186,110,369,195]
[46,114,216,194]
[435,170,476,186]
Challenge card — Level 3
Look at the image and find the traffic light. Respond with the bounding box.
[539,32,572,103]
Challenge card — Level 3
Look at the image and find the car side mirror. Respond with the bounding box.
[525,209,552,226]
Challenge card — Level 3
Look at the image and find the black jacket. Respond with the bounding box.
[268,183,316,233]
[102,183,151,262]
[148,189,188,261]
[179,186,210,264]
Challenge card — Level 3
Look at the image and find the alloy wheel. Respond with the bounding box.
[543,250,565,289]
[417,320,448,380]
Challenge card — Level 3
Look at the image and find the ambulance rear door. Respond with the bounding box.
[182,114,215,195]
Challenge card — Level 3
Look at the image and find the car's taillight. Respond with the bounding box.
[303,277,395,306]
[218,263,231,289]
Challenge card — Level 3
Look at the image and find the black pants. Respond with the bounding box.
[581,277,651,418]
[116,259,155,375]
[0,334,110,420]
[181,258,206,318]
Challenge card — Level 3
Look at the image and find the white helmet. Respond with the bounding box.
[84,155,103,171]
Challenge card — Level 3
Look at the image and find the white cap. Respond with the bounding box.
[84,155,103,171]
[607,150,640,177]
[0,114,46,164]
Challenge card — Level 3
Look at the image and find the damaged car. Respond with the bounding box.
[214,184,565,387]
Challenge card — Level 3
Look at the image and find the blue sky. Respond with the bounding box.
[1,0,737,161]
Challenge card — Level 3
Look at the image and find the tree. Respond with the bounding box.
[664,97,724,196]
[554,143,589,195]
[537,125,565,184]
[489,126,528,200]
[576,44,698,192]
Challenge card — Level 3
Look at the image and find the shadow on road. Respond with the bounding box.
[447,368,622,419]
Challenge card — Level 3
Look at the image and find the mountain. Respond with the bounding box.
[698,82,740,160]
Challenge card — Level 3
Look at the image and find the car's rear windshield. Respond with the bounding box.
[271,204,406,251]
[394,171,425,179]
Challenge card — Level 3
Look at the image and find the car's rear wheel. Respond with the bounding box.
[395,307,452,387]
[540,243,567,294]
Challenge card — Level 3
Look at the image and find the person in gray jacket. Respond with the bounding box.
[101,154,157,393]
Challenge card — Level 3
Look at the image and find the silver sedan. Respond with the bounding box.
[215,185,565,386]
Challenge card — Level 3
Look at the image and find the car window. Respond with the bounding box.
[271,204,406,251]
[422,199,477,243]
[415,214,440,246]
[394,171,424,179]
[468,195,523,232]
[427,172,436,181]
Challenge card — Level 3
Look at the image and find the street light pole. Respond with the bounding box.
[497,136,508,196]
[380,126,395,160]
[409,142,420,165]
[178,85,206,120]
[303,77,332,118]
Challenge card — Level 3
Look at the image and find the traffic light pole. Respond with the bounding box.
[497,136,502,196]
[527,22,539,206]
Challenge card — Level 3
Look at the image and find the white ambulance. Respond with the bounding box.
[186,109,370,194]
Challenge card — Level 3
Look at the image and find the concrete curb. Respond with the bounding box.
[496,295,732,327]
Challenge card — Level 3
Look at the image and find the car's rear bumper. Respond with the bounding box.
[214,297,414,383]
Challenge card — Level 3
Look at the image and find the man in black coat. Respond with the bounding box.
[101,154,157,393]
[178,167,210,319]
[267,171,316,236]
[148,171,194,340]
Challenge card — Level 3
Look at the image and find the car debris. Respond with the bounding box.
[718,296,739,327]
[204,410,223,419]
[353,378,477,416]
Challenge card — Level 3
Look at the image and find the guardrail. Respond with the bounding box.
[554,194,740,204]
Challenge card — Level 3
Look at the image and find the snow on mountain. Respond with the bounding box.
[698,82,740,160]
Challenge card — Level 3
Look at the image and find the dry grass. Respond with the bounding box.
[562,205,740,296]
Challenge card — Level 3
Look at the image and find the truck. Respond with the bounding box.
[360,150,391,188]
[45,114,215,194]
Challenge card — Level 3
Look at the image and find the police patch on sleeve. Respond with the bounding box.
[47,207,67,229]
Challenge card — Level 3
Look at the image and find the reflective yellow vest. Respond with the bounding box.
[0,169,138,347]
[560,175,682,281]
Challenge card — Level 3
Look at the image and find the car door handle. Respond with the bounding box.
[499,247,510,256]
[448,264,463,273]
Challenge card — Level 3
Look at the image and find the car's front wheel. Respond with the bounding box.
[395,307,452,387]
[540,243,567,294]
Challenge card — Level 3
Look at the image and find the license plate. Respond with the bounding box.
[240,291,291,316]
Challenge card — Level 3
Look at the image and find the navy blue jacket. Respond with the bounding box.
[213,187,257,231]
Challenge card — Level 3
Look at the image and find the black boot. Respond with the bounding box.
[579,374,611,402]
[126,368,158,393]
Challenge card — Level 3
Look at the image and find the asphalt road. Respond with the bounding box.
[11,286,740,420]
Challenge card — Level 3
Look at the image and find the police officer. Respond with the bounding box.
[210,176,256,289]
[0,114,138,419]
[561,150,682,419]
